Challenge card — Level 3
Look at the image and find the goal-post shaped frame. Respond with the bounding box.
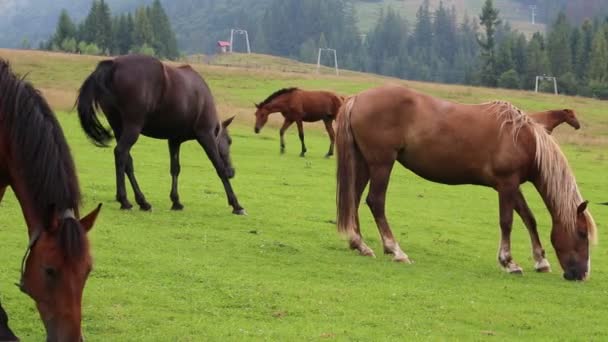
[535,75,558,95]
[229,29,251,54]
[316,48,339,76]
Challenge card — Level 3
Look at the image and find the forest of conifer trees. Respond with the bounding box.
[44,0,178,60]
[43,0,608,99]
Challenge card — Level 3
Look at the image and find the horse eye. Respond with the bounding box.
[44,267,57,278]
[577,230,588,240]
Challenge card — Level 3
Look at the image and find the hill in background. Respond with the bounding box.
[2,0,596,53]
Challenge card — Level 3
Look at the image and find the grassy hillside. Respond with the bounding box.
[0,49,607,340]
[354,0,546,36]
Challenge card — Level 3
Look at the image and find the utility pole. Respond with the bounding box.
[529,5,537,25]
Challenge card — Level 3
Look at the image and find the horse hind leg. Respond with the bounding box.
[497,185,524,274]
[366,161,410,263]
[349,156,374,257]
[126,152,151,211]
[514,189,551,272]
[168,140,184,210]
[323,118,335,158]
[114,126,143,210]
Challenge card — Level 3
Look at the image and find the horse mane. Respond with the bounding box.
[487,100,597,243]
[0,59,85,256]
[257,87,298,108]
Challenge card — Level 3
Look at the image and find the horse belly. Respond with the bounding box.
[398,147,492,186]
[141,114,196,140]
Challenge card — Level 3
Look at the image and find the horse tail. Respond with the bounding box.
[76,60,115,147]
[336,96,359,236]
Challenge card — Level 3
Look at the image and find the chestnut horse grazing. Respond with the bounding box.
[0,59,102,341]
[336,84,597,281]
[77,55,245,214]
[254,88,343,157]
[530,109,580,133]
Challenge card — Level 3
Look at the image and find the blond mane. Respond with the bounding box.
[486,101,597,243]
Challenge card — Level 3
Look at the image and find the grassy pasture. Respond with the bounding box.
[0,49,607,341]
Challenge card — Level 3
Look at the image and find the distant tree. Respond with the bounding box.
[478,0,501,86]
[524,33,550,89]
[547,12,572,76]
[61,38,78,53]
[149,0,179,59]
[497,69,520,89]
[589,25,608,83]
[575,19,594,81]
[133,7,153,48]
[53,10,77,47]
[21,38,32,50]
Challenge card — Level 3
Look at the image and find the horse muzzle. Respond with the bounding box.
[563,269,587,281]
[254,127,260,134]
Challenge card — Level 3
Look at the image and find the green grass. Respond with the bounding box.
[0,50,607,340]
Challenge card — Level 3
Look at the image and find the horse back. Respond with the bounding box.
[297,90,341,120]
[350,84,536,185]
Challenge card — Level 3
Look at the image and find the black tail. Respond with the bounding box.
[76,60,115,147]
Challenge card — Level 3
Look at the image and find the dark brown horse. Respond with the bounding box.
[530,108,580,133]
[77,55,245,214]
[0,59,102,341]
[254,88,343,157]
[336,84,597,281]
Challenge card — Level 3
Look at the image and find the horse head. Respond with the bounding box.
[254,103,270,134]
[19,205,101,341]
[551,201,595,281]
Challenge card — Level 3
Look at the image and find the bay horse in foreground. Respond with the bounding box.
[336,84,597,281]
[77,55,245,214]
[0,59,102,341]
[254,88,343,157]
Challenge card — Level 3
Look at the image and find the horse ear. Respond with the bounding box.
[577,200,589,215]
[222,116,236,128]
[80,203,102,233]
[254,103,260,109]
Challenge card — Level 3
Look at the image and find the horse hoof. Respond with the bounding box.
[324,153,333,158]
[139,203,152,211]
[120,203,133,210]
[171,203,184,211]
[393,256,412,264]
[535,259,551,273]
[233,208,247,215]
[300,153,306,158]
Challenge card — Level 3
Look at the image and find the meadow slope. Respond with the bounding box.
[0,49,607,341]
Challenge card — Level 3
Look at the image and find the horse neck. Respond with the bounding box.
[532,131,581,229]
[8,173,47,237]
[265,96,289,113]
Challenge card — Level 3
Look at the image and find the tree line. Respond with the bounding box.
[247,0,608,99]
[43,0,178,59]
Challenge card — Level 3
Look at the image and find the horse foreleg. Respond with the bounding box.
[296,120,307,157]
[279,119,293,154]
[497,186,523,274]
[196,134,246,215]
[366,162,410,263]
[168,140,183,210]
[114,128,140,210]
[323,118,335,158]
[126,153,151,211]
[514,189,551,272]
[0,299,19,342]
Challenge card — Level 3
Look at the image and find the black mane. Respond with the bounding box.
[257,87,298,108]
[0,59,84,256]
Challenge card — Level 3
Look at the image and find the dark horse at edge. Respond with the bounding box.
[77,54,245,214]
[1,59,102,341]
